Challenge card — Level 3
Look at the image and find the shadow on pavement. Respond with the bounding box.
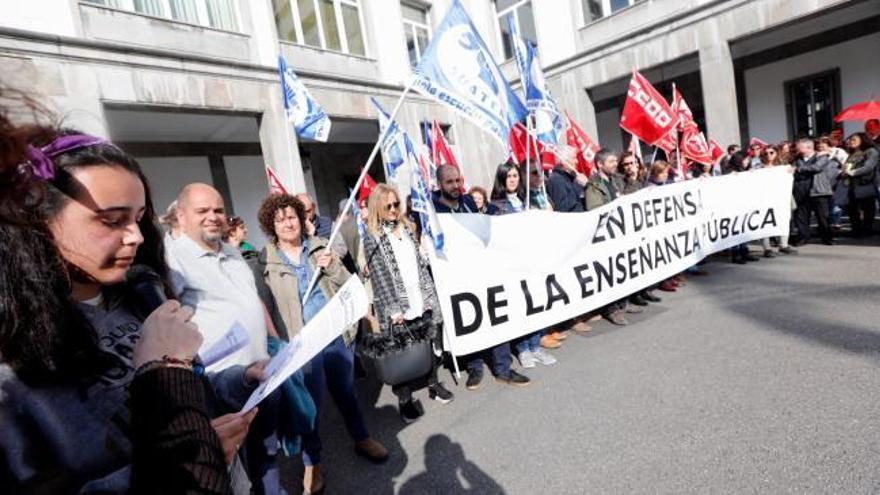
[398,435,505,495]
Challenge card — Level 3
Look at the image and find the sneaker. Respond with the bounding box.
[763,249,776,258]
[465,371,483,390]
[354,437,389,464]
[629,294,648,306]
[495,370,531,387]
[732,256,747,265]
[605,310,629,326]
[428,382,455,404]
[625,304,644,314]
[400,399,424,424]
[532,349,557,366]
[744,254,760,262]
[778,246,798,255]
[642,291,662,303]
[518,350,537,369]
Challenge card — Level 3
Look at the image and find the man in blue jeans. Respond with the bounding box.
[432,165,530,389]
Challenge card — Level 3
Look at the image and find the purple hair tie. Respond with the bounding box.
[23,134,111,180]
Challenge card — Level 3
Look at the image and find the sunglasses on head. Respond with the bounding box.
[385,201,401,211]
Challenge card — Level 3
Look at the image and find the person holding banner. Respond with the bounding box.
[546,145,588,213]
[585,149,635,325]
[361,184,455,422]
[490,163,559,368]
[252,193,388,494]
[431,165,531,388]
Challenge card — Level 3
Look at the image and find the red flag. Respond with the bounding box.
[709,139,724,162]
[431,120,458,167]
[627,133,643,162]
[509,122,538,164]
[265,165,288,195]
[680,127,713,166]
[564,112,600,176]
[672,87,697,131]
[655,128,678,154]
[620,71,676,145]
[749,137,768,148]
[358,172,377,203]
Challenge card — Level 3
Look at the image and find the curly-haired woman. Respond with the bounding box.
[251,193,387,494]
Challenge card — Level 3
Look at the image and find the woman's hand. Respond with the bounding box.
[210,409,258,465]
[391,313,405,325]
[315,252,332,269]
[134,300,202,368]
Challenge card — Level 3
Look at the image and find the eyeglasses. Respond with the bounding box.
[385,201,401,211]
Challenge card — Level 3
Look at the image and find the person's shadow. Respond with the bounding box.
[398,435,504,495]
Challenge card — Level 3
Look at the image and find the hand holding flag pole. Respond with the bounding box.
[300,80,415,304]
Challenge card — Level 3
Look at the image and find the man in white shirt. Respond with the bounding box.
[166,183,273,371]
[166,183,281,494]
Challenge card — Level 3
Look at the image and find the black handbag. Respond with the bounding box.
[366,315,435,386]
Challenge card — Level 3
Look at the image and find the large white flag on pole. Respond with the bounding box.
[413,0,526,148]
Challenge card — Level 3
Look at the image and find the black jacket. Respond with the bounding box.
[546,166,586,212]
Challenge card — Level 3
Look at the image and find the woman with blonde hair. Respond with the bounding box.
[361,184,454,423]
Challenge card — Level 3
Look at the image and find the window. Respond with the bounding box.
[785,69,841,138]
[272,0,368,56]
[495,0,536,61]
[580,0,644,25]
[419,121,454,145]
[82,0,239,31]
[402,3,430,67]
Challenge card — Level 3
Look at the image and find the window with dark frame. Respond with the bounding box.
[784,69,841,139]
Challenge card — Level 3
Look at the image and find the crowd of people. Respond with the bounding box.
[1,77,878,495]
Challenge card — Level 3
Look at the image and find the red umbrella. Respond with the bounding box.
[834,100,880,122]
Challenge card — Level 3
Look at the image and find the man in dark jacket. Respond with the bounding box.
[546,145,589,212]
[431,164,530,390]
[585,149,631,325]
[792,138,834,245]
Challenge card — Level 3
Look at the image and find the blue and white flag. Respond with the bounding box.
[349,189,367,241]
[507,17,563,146]
[370,98,406,181]
[406,136,445,257]
[278,56,331,142]
[413,0,526,147]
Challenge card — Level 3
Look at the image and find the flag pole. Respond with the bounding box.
[301,78,415,304]
[281,91,300,194]
[525,114,531,211]
[650,146,659,164]
[672,82,682,180]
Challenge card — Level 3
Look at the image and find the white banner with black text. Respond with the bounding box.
[431,168,793,356]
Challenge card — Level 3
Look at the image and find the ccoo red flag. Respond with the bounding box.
[620,71,676,145]
[265,165,288,195]
[358,172,378,203]
[680,127,713,166]
[564,112,600,176]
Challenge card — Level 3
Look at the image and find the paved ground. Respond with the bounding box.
[282,235,880,494]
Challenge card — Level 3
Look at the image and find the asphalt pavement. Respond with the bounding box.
[282,235,880,494]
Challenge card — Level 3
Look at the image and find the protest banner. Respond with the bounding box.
[430,167,794,356]
[241,276,368,412]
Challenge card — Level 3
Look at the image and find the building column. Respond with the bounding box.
[260,92,307,194]
[699,42,742,147]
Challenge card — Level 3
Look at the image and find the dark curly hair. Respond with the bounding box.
[258,193,306,243]
[0,92,169,385]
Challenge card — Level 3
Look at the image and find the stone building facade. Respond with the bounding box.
[1,0,877,246]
